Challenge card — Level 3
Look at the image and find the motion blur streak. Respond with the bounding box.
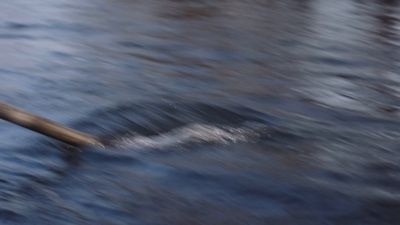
[0,0,399,224]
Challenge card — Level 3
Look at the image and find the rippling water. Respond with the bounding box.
[0,0,400,224]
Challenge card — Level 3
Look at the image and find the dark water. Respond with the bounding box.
[0,0,400,224]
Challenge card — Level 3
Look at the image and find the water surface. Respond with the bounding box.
[0,0,400,224]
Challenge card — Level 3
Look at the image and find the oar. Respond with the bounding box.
[0,100,104,147]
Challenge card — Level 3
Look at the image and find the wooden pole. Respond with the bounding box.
[0,101,104,147]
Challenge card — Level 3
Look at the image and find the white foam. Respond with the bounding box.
[117,123,265,149]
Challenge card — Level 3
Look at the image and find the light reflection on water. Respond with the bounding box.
[0,0,400,224]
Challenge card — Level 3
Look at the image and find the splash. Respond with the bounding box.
[117,123,266,149]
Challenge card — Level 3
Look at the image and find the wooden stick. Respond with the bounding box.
[0,100,104,147]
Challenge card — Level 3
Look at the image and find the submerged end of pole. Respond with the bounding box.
[82,136,106,148]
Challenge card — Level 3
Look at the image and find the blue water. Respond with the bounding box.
[0,0,400,224]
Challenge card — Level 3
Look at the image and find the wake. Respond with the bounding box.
[117,123,268,149]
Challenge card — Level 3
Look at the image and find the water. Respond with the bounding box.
[0,0,399,224]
